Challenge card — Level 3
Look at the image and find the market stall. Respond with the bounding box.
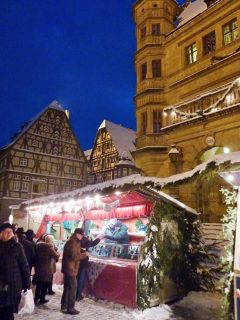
[13,175,202,309]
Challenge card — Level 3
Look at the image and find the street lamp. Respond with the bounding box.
[168,144,180,162]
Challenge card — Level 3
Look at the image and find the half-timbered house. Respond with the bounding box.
[87,120,141,184]
[0,100,88,222]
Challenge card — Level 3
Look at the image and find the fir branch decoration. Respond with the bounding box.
[220,188,237,320]
[137,202,213,310]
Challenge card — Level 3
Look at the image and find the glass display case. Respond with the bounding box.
[89,243,141,260]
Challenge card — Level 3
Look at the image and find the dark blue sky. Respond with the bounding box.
[0,0,184,151]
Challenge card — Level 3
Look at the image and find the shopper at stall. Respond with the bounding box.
[76,229,100,301]
[45,234,60,295]
[16,227,35,273]
[61,228,88,315]
[0,222,31,320]
[33,234,59,305]
[103,218,129,244]
[25,229,37,250]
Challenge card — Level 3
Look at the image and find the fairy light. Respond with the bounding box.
[226,174,234,183]
[224,147,230,154]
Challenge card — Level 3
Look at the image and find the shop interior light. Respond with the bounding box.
[115,191,121,196]
[224,147,230,154]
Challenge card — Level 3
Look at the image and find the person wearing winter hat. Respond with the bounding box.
[61,228,88,315]
[0,222,31,320]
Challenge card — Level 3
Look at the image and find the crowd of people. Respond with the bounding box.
[0,222,101,319]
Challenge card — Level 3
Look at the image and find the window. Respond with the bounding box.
[223,19,238,45]
[140,25,146,39]
[141,63,147,80]
[13,174,21,180]
[203,31,216,55]
[21,181,29,192]
[153,111,162,133]
[22,176,30,181]
[69,166,76,175]
[48,184,55,194]
[19,158,28,167]
[73,181,78,187]
[152,60,161,78]
[13,181,20,191]
[152,24,160,36]
[141,112,147,135]
[185,43,197,64]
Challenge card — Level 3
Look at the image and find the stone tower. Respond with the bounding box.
[132,0,180,175]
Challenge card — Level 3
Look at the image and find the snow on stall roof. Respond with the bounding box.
[99,120,136,162]
[175,0,207,28]
[19,151,240,211]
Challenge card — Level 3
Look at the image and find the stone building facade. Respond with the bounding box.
[133,0,240,221]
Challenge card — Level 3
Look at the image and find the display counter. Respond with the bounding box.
[85,256,138,308]
[83,242,141,308]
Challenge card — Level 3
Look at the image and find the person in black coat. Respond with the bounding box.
[76,229,100,301]
[16,228,35,273]
[0,223,31,320]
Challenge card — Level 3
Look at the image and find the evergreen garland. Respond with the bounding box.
[137,202,214,310]
[220,188,237,320]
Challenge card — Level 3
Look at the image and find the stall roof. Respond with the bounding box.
[15,151,240,213]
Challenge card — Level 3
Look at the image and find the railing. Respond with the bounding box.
[136,135,166,148]
[136,79,164,94]
[162,81,240,128]
[137,35,165,50]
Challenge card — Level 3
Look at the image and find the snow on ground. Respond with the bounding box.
[171,291,223,320]
[15,286,222,320]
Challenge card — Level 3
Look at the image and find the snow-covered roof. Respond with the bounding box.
[84,149,92,160]
[1,100,65,150]
[98,120,136,162]
[18,151,240,210]
[175,0,207,28]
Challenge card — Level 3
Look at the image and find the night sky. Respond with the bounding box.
[0,0,184,151]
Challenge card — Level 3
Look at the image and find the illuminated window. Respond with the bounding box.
[152,24,160,36]
[141,63,147,80]
[185,43,197,64]
[152,60,161,78]
[223,19,238,45]
[203,31,216,55]
[153,111,162,133]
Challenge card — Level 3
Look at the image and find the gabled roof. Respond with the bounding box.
[175,0,208,28]
[98,120,136,162]
[1,100,65,151]
[84,149,92,160]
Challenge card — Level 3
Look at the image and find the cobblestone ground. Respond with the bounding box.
[16,290,135,320]
[15,287,222,320]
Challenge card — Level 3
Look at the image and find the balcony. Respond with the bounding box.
[136,134,166,149]
[137,35,165,51]
[162,79,240,128]
[136,79,164,95]
[136,8,164,24]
